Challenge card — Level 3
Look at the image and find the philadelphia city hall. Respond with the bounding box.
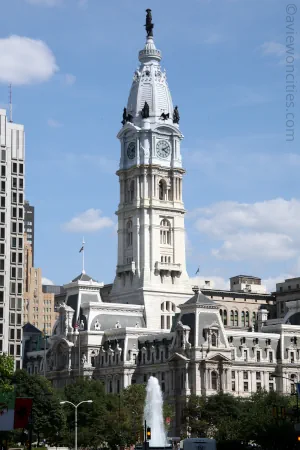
[25,10,300,436]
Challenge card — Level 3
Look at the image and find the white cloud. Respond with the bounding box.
[63,209,114,233]
[261,41,286,58]
[47,118,63,128]
[64,73,76,86]
[25,0,63,5]
[42,277,54,285]
[0,35,58,85]
[204,33,223,44]
[192,198,300,262]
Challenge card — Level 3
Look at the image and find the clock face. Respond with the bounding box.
[127,142,136,160]
[156,140,171,159]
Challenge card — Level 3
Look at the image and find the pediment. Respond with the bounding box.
[167,352,190,363]
[153,124,183,137]
[117,122,140,139]
[206,352,231,362]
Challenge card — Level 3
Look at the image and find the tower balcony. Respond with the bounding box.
[155,261,182,275]
[117,261,136,276]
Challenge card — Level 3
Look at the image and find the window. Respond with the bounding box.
[243,350,248,361]
[18,208,23,219]
[256,383,262,391]
[17,329,21,340]
[19,193,23,204]
[234,311,238,326]
[11,237,16,248]
[230,310,234,326]
[211,333,217,347]
[11,252,16,263]
[127,220,133,247]
[243,371,248,380]
[10,329,15,340]
[160,219,171,245]
[9,344,14,356]
[12,207,17,218]
[1,150,5,162]
[232,370,235,379]
[257,351,261,362]
[10,312,15,325]
[0,243,4,255]
[291,352,295,363]
[232,381,236,391]
[1,166,6,177]
[12,178,17,189]
[0,197,5,208]
[1,181,5,192]
[19,163,23,174]
[18,253,22,264]
[256,372,261,380]
[0,212,4,223]
[18,237,23,249]
[158,180,166,200]
[0,259,4,271]
[245,311,250,327]
[161,316,164,329]
[223,310,227,326]
[12,162,17,173]
[0,228,4,240]
[269,352,273,363]
[244,382,249,392]
[19,179,23,189]
[211,371,218,390]
[129,180,134,202]
[18,223,23,233]
[241,311,245,327]
[269,383,274,391]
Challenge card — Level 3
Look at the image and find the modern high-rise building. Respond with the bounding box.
[24,201,34,266]
[0,109,25,369]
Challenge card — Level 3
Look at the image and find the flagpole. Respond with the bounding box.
[82,237,85,274]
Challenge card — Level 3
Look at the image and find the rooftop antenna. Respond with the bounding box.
[8,84,13,123]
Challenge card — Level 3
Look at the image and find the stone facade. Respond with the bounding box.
[23,11,300,437]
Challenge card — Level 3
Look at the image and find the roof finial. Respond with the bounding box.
[145,9,154,38]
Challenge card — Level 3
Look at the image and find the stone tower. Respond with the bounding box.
[110,10,192,328]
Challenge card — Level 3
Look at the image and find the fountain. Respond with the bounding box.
[143,376,171,449]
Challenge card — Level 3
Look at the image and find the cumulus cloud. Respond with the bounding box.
[63,209,114,233]
[25,0,63,5]
[64,73,76,86]
[47,118,63,128]
[192,198,300,262]
[42,277,54,285]
[0,35,58,85]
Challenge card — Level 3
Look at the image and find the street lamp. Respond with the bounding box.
[60,400,93,450]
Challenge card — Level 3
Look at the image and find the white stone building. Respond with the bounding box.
[0,109,25,369]
[24,10,300,436]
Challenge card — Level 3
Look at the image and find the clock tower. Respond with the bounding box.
[110,10,192,328]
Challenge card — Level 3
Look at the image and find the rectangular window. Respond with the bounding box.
[0,212,5,223]
[17,268,22,280]
[1,181,5,192]
[19,178,23,189]
[18,222,23,234]
[231,370,235,379]
[19,193,23,204]
[269,383,274,392]
[291,352,295,363]
[0,197,5,208]
[10,282,15,294]
[0,307,3,319]
[9,344,14,355]
[11,267,16,278]
[1,150,6,162]
[0,275,4,287]
[9,312,15,325]
[11,237,16,248]
[244,382,249,392]
[10,297,15,309]
[257,351,261,362]
[0,323,2,334]
[243,371,248,380]
[17,313,21,325]
[11,252,16,263]
[12,178,17,189]
[17,283,22,295]
[17,329,21,340]
[12,207,17,218]
[18,237,23,249]
[12,162,17,173]
[232,381,236,391]
[9,329,15,340]
[16,345,21,356]
[0,259,4,271]
[19,163,23,174]
[256,383,262,391]
[1,166,6,177]
[18,253,22,264]
[0,228,4,240]
[269,352,273,363]
[256,372,261,380]
[243,350,248,361]
[0,243,4,255]
[18,208,23,219]
[12,192,17,203]
[12,222,17,233]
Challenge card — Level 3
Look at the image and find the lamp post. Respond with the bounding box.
[60,400,93,450]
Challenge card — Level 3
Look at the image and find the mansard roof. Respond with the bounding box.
[185,289,217,306]
[72,272,95,282]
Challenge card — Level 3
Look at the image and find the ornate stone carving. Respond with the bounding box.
[94,319,101,331]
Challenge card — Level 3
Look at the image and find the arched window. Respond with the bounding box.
[230,310,234,326]
[223,310,228,326]
[220,309,223,321]
[127,220,133,247]
[129,180,135,202]
[211,371,218,390]
[241,311,245,327]
[160,219,171,245]
[211,333,217,347]
[291,374,297,393]
[245,311,250,327]
[234,311,238,326]
[159,180,167,200]
[252,312,257,324]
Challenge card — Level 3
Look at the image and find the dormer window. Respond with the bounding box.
[211,332,217,347]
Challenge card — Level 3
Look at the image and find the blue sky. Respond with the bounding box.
[0,0,299,291]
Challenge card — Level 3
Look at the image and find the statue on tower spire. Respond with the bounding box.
[145,9,154,37]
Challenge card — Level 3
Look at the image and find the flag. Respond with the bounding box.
[79,246,84,253]
[14,398,33,429]
[0,392,15,431]
[195,267,200,275]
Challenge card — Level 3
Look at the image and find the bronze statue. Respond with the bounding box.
[173,106,180,124]
[141,101,150,119]
[122,107,127,125]
[145,9,154,37]
[160,112,169,121]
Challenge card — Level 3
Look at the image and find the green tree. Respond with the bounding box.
[14,370,65,445]
[0,354,14,392]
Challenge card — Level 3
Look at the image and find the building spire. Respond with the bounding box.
[145,8,154,38]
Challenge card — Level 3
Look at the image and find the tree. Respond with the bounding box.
[13,370,65,445]
[0,354,14,392]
